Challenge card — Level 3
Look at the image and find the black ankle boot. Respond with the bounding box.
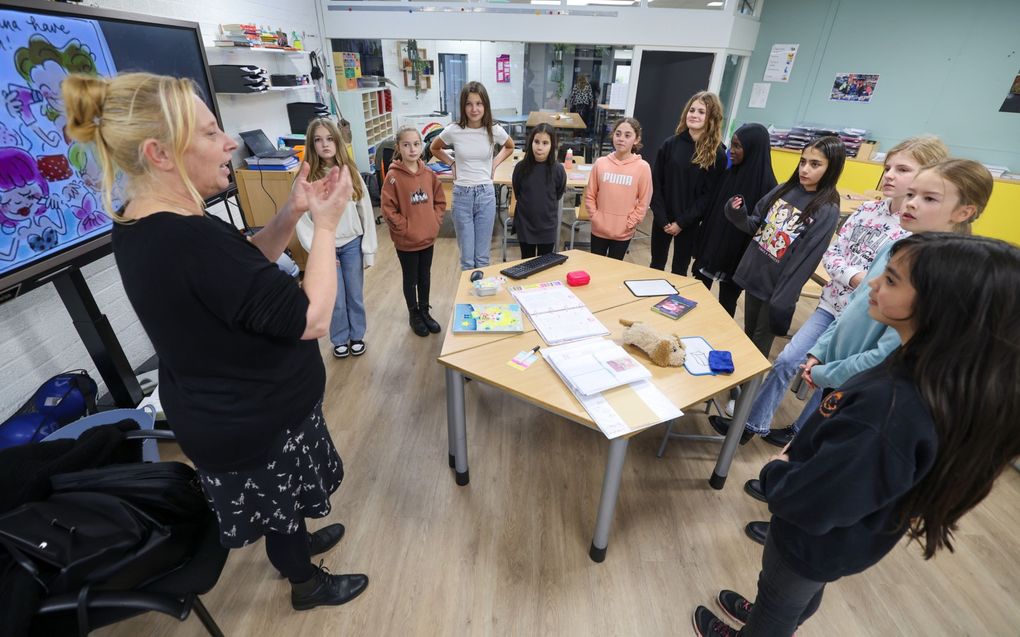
[420,305,441,334]
[409,307,429,337]
[291,562,369,611]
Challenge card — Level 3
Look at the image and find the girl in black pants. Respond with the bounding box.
[649,91,726,275]
[381,126,447,337]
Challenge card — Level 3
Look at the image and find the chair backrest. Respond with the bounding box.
[575,190,590,221]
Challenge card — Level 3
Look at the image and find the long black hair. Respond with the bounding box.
[888,233,1020,559]
[518,123,559,185]
[760,135,845,225]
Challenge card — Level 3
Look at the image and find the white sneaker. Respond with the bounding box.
[724,399,735,417]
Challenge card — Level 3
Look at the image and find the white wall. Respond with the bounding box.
[0,0,325,416]
[379,40,526,120]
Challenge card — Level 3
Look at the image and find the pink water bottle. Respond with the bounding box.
[563,148,574,171]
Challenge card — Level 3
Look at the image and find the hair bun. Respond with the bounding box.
[63,74,110,144]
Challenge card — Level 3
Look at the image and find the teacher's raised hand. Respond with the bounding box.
[300,165,353,231]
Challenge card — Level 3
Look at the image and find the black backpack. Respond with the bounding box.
[0,461,208,595]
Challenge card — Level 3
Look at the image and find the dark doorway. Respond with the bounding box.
[633,51,714,170]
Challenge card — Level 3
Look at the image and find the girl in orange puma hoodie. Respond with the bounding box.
[381,127,447,337]
[584,117,653,260]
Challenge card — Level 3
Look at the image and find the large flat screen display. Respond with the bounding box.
[0,0,219,303]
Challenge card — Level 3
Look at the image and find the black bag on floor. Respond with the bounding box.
[0,462,208,595]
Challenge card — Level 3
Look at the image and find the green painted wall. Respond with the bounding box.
[734,0,1020,170]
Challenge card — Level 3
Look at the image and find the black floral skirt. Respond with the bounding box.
[197,400,344,548]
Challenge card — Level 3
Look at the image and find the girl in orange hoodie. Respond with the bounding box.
[585,117,653,260]
[381,127,447,337]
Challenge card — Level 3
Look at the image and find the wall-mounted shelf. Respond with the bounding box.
[217,85,315,96]
[206,46,307,57]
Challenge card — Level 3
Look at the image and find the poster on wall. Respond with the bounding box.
[763,44,798,83]
[999,71,1020,113]
[830,73,880,103]
[496,54,510,83]
[748,82,770,109]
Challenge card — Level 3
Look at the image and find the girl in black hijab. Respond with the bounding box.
[693,123,777,316]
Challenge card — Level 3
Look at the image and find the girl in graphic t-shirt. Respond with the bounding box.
[430,81,514,270]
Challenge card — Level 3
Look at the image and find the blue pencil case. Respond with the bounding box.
[708,350,734,374]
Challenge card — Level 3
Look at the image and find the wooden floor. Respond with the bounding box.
[100,217,1020,637]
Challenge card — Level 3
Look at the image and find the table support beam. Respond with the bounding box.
[445,367,470,485]
[709,373,764,489]
[589,436,630,563]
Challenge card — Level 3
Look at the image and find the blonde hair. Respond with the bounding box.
[304,118,363,201]
[674,91,724,170]
[392,126,422,163]
[919,159,994,234]
[63,72,203,221]
[886,136,950,170]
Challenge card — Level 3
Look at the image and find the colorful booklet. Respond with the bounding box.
[651,294,698,320]
[453,304,524,333]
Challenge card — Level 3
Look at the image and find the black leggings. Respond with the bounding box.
[265,517,316,583]
[519,242,555,259]
[693,270,743,317]
[396,246,434,310]
[649,225,699,275]
[590,234,630,260]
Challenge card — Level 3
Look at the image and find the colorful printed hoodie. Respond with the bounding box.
[584,153,652,241]
[380,158,447,252]
[818,199,910,317]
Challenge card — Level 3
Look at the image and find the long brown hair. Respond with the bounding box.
[457,81,495,144]
[674,91,723,170]
[611,117,643,152]
[889,233,1020,559]
[305,118,363,201]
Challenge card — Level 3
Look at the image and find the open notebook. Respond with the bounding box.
[508,280,609,345]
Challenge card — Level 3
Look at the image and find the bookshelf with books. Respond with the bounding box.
[337,87,395,172]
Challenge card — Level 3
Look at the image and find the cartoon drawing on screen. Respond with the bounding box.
[0,9,117,275]
[5,36,97,151]
[0,146,66,262]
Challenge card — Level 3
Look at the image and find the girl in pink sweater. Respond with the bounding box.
[585,118,653,260]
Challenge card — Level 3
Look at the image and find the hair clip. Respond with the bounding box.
[93,116,102,126]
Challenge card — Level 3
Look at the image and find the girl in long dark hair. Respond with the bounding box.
[511,123,566,258]
[721,136,845,359]
[693,232,1020,636]
[692,123,777,316]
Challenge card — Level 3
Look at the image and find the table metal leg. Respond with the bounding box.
[709,373,763,489]
[445,367,469,485]
[589,437,629,563]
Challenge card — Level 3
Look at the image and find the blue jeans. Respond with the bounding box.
[744,307,834,435]
[452,183,496,270]
[330,236,366,345]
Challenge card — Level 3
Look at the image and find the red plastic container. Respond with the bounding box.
[566,270,590,287]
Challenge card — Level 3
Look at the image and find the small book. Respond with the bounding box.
[651,294,697,320]
[453,304,524,333]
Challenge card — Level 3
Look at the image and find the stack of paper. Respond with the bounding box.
[509,280,609,345]
[542,338,651,396]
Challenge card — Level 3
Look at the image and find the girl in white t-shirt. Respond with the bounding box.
[430,81,515,270]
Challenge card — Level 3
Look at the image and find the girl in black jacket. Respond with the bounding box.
[649,91,726,275]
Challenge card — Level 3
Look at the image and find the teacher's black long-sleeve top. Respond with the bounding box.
[760,360,938,583]
[112,212,324,472]
[649,130,726,230]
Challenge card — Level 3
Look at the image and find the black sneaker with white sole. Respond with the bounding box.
[716,589,754,625]
[692,606,739,637]
[333,344,350,358]
[350,340,366,356]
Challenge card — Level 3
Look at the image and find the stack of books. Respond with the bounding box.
[243,156,299,171]
[214,23,259,48]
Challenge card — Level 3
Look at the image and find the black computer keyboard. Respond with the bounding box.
[499,252,569,280]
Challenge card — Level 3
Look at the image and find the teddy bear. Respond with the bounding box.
[619,319,685,367]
